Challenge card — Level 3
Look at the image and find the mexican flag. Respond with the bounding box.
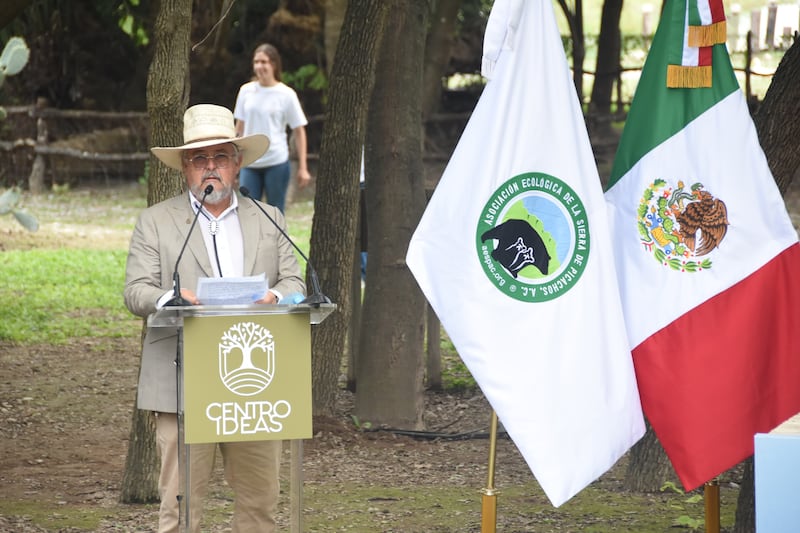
[605,0,800,490]
[407,0,644,507]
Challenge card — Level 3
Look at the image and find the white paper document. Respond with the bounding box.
[196,273,268,305]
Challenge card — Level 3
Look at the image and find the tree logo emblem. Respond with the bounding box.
[476,172,589,302]
[218,322,276,396]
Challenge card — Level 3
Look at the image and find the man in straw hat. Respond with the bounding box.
[124,104,305,532]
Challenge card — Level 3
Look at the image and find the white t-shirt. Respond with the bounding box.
[233,81,308,168]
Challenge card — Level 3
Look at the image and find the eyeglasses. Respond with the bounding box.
[185,153,235,170]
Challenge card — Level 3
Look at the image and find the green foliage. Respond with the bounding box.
[661,480,683,494]
[0,500,102,530]
[350,415,372,431]
[456,0,493,33]
[660,481,705,530]
[283,64,327,92]
[446,72,485,91]
[440,335,478,393]
[622,34,654,54]
[116,0,149,46]
[285,199,312,269]
[88,0,149,46]
[138,160,150,187]
[0,249,139,344]
[0,472,739,531]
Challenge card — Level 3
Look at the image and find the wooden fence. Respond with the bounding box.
[0,30,781,193]
[0,105,470,192]
[0,106,150,192]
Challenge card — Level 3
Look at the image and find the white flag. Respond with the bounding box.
[406,0,644,506]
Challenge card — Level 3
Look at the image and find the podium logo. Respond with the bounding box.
[218,321,275,396]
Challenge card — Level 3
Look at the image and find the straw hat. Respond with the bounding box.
[150,104,269,170]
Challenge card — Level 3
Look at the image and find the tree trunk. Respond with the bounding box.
[323,0,348,71]
[323,0,362,394]
[623,419,675,492]
[589,0,623,127]
[119,0,192,505]
[419,0,459,389]
[421,0,460,120]
[733,37,800,533]
[119,405,159,503]
[753,37,800,196]
[348,228,362,392]
[572,0,585,103]
[309,0,389,417]
[733,457,755,533]
[355,0,428,429]
[556,0,586,102]
[425,304,441,390]
[27,98,48,194]
[146,1,192,207]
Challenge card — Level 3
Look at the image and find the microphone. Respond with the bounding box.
[164,184,214,307]
[239,186,331,306]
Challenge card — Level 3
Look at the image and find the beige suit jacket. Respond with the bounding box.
[123,192,305,412]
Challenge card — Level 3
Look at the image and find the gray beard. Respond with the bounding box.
[192,182,231,206]
[195,168,233,205]
[205,187,231,205]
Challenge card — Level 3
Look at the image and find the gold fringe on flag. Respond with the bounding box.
[688,20,727,47]
[666,64,713,87]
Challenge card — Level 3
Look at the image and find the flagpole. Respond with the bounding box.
[481,410,499,533]
[704,479,720,533]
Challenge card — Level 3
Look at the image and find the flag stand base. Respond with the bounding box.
[481,411,499,533]
[481,489,497,533]
[704,479,720,533]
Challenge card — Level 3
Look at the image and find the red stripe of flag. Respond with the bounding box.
[708,0,725,24]
[698,45,713,66]
[632,243,800,490]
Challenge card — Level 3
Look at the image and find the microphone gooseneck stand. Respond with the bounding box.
[239,186,331,306]
[168,183,213,529]
[165,183,214,307]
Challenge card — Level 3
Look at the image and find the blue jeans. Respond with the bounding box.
[361,252,367,281]
[239,161,291,212]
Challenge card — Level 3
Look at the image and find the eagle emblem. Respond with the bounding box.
[637,180,729,272]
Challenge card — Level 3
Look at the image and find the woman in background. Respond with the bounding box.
[234,43,310,212]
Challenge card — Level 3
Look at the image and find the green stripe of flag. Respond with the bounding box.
[606,0,739,189]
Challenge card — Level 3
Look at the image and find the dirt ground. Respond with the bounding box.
[0,333,528,532]
[0,184,539,532]
[3,170,799,532]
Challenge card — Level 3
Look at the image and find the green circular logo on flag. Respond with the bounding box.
[476,172,589,302]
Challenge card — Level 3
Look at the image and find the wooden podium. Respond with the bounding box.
[148,302,335,532]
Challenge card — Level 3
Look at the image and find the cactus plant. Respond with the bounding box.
[0,187,39,231]
[1,37,37,230]
[0,37,30,84]
[0,37,31,121]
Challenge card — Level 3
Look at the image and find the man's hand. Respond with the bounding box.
[254,291,280,305]
[180,288,201,306]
